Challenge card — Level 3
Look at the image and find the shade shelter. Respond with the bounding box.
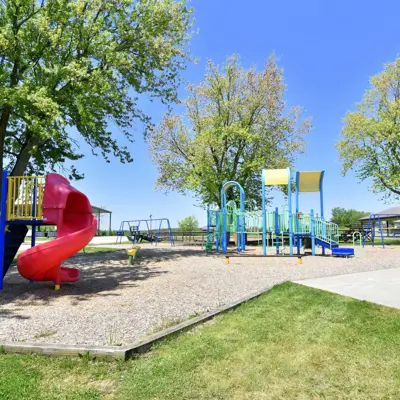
[92,205,112,235]
[359,206,400,247]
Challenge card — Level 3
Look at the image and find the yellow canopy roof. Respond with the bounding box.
[263,168,290,186]
[297,171,323,192]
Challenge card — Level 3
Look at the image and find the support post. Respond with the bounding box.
[311,209,315,256]
[288,168,293,256]
[240,186,246,252]
[0,171,8,290]
[155,219,162,247]
[262,172,266,256]
[319,171,325,220]
[295,171,300,255]
[236,214,240,253]
[207,207,210,235]
[379,216,384,249]
[372,218,375,247]
[222,209,227,254]
[215,211,219,252]
[109,213,112,236]
[319,171,325,256]
[31,178,37,248]
[275,207,279,255]
[166,219,174,247]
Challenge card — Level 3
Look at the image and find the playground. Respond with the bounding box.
[1,242,399,346]
[0,168,399,347]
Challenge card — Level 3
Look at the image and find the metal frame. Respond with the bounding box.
[262,168,293,256]
[220,181,246,254]
[92,206,112,236]
[362,214,387,248]
[116,218,174,247]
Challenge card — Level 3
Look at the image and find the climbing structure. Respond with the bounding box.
[206,168,342,256]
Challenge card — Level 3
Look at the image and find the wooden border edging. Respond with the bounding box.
[0,342,127,360]
[0,286,271,360]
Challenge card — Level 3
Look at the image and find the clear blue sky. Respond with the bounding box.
[72,0,400,229]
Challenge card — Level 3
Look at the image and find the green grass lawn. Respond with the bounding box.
[79,247,121,254]
[2,282,400,399]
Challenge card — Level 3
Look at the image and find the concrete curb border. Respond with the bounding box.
[0,286,271,360]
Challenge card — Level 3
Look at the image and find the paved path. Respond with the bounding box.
[296,267,400,308]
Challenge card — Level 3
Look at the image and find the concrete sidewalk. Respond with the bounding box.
[295,267,400,308]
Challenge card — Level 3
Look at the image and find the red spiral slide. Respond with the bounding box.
[17,173,97,288]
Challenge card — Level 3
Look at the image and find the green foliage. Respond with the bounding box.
[0,0,193,178]
[337,58,400,199]
[177,215,199,231]
[330,207,370,227]
[148,55,311,207]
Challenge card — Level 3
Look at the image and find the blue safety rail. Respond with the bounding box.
[0,171,45,289]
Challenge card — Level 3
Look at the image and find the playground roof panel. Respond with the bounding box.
[263,168,289,186]
[359,206,400,221]
[92,206,112,214]
[297,171,323,192]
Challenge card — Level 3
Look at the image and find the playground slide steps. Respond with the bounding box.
[315,237,339,249]
[2,225,28,277]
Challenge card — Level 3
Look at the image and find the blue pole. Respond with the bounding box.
[262,171,266,256]
[311,209,315,256]
[166,219,174,246]
[379,216,384,249]
[295,171,301,254]
[155,219,162,247]
[288,168,293,256]
[319,171,325,219]
[207,207,210,235]
[275,206,279,255]
[0,171,8,290]
[240,186,246,252]
[31,178,37,248]
[237,214,240,252]
[222,209,227,254]
[215,211,219,252]
[372,217,375,247]
[319,171,326,255]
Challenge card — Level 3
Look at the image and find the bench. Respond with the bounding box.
[127,245,141,265]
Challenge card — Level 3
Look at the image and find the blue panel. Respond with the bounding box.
[0,170,8,289]
[332,248,354,257]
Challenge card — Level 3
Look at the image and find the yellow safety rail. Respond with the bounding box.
[6,176,45,221]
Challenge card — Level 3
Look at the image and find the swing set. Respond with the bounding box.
[116,218,174,246]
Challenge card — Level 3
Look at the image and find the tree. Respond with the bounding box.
[337,58,400,200]
[0,0,192,180]
[178,215,198,231]
[148,55,311,207]
[330,207,370,227]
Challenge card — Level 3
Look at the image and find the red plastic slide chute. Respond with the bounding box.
[17,173,97,288]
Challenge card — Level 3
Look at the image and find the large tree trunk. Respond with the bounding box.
[0,108,11,170]
[0,106,13,199]
[11,139,35,177]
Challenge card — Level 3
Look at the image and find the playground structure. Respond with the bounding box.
[116,218,174,246]
[0,172,97,290]
[206,168,352,257]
